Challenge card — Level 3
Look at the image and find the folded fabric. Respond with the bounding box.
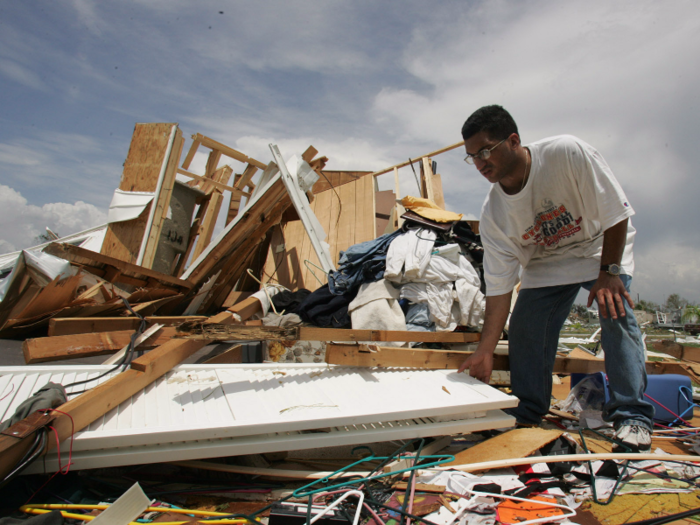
[401,196,463,223]
[455,278,486,327]
[261,312,303,327]
[328,230,402,295]
[297,284,353,328]
[270,289,312,315]
[251,284,287,316]
[399,281,454,328]
[0,382,66,432]
[348,279,407,346]
[385,228,436,282]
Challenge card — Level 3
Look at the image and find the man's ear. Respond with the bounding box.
[507,133,521,149]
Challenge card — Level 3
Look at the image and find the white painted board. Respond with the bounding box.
[0,364,517,472]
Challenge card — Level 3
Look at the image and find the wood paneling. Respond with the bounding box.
[101,123,179,264]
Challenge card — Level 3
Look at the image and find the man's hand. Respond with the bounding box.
[587,273,633,319]
[457,347,494,384]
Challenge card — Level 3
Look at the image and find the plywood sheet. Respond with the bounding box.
[262,173,377,292]
[101,123,178,264]
[445,427,563,467]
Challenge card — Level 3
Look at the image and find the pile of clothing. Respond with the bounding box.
[296,197,486,341]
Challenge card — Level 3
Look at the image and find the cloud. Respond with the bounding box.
[1,0,699,304]
[0,130,122,209]
[632,240,700,306]
[0,58,47,91]
[0,185,106,255]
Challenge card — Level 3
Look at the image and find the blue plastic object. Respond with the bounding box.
[570,373,694,424]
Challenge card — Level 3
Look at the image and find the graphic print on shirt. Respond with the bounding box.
[521,198,582,247]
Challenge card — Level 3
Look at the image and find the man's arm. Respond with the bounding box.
[457,292,512,383]
[587,218,633,319]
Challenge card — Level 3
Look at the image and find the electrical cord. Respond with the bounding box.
[64,297,147,395]
[0,427,47,487]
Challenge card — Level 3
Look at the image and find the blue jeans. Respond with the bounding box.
[507,275,654,430]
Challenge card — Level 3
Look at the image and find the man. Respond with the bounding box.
[457,105,654,452]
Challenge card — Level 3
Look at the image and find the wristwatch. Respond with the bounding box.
[600,263,621,276]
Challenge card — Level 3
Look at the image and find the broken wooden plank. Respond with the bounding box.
[182,175,289,286]
[176,324,482,344]
[368,140,465,178]
[177,168,245,196]
[652,339,700,364]
[421,157,436,203]
[176,323,297,341]
[23,328,178,364]
[325,344,700,382]
[192,133,267,170]
[44,243,193,292]
[181,135,202,170]
[102,323,164,365]
[443,428,563,468]
[48,316,207,336]
[140,129,185,269]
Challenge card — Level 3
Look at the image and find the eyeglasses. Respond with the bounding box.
[464,138,507,165]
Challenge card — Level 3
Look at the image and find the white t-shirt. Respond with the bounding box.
[480,135,635,296]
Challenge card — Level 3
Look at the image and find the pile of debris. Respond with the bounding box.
[1,123,700,523]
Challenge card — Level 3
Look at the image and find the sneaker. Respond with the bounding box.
[612,424,651,453]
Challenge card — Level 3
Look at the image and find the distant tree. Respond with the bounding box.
[635,299,659,313]
[570,304,588,317]
[665,294,689,311]
[682,305,700,324]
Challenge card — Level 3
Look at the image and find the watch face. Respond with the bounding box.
[609,264,621,275]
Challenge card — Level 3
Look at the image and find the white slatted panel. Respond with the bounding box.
[0,364,517,472]
[26,411,514,473]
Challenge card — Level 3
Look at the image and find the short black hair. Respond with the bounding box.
[461,105,519,142]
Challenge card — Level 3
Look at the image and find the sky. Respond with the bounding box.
[1,1,699,307]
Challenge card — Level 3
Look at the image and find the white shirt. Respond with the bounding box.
[480,135,635,296]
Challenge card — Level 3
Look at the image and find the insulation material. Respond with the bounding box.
[106,189,155,224]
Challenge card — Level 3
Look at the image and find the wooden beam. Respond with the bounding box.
[141,129,185,269]
[177,168,246,196]
[368,140,465,179]
[393,167,400,199]
[652,340,700,364]
[325,344,496,369]
[191,191,224,261]
[44,243,193,291]
[227,294,263,321]
[183,177,289,285]
[192,133,267,170]
[23,328,178,363]
[421,157,435,203]
[175,323,481,343]
[324,345,700,382]
[301,146,318,163]
[181,136,202,170]
[48,316,207,336]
